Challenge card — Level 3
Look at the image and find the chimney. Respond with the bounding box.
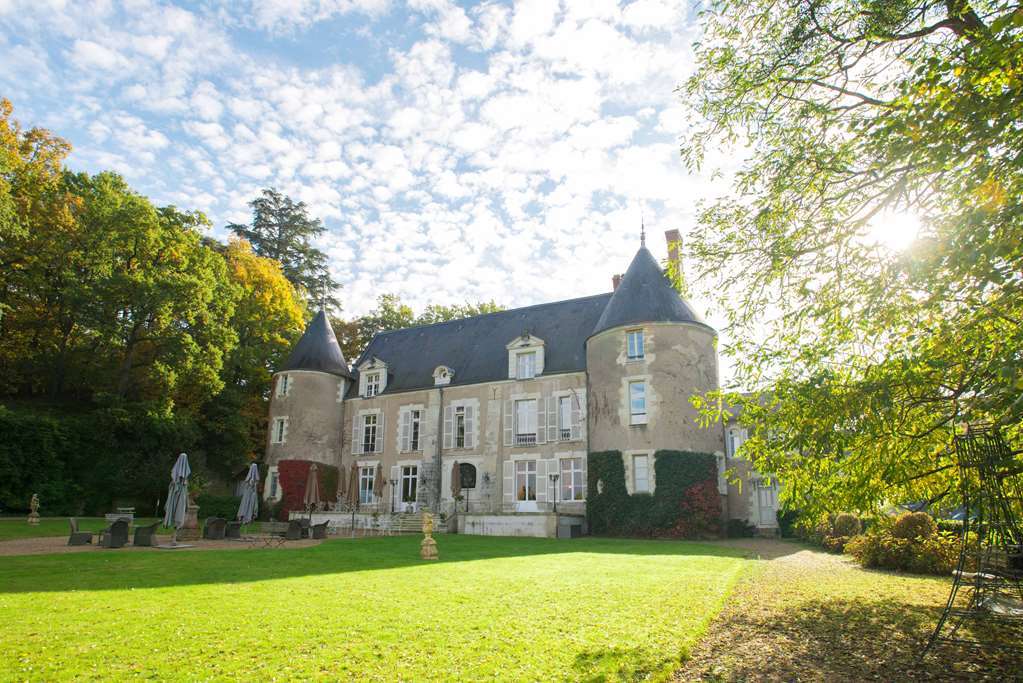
[664,229,681,274]
[612,274,623,291]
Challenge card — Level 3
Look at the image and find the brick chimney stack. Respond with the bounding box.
[664,229,681,273]
[612,274,623,291]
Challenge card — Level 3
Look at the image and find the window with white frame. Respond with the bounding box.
[626,329,645,360]
[359,466,376,504]
[276,374,291,397]
[558,395,572,440]
[401,465,418,503]
[365,371,381,397]
[361,413,378,453]
[410,410,421,451]
[268,469,280,499]
[514,399,538,446]
[515,460,537,501]
[560,457,585,501]
[629,381,647,425]
[454,406,466,448]
[270,417,288,444]
[516,351,536,379]
[633,454,650,493]
[727,427,747,457]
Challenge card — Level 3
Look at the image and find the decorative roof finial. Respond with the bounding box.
[640,211,646,247]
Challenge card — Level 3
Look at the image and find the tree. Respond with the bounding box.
[681,1,1023,516]
[227,189,340,311]
[333,295,504,361]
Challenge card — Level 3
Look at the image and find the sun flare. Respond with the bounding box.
[867,211,921,251]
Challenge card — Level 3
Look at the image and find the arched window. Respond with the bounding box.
[459,463,477,489]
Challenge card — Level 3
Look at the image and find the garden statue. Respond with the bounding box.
[27,494,40,525]
[420,509,438,560]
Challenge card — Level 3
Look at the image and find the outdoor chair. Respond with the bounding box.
[203,517,227,540]
[225,521,242,539]
[99,519,129,549]
[298,518,311,538]
[285,520,303,541]
[133,521,159,547]
[311,521,329,539]
[67,518,94,546]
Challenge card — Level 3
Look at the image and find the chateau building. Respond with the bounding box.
[263,231,776,536]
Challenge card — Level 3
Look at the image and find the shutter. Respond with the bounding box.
[571,392,583,440]
[390,465,400,507]
[443,405,453,450]
[503,400,513,446]
[536,459,547,503]
[503,460,514,504]
[376,412,385,453]
[281,418,288,444]
[546,397,557,442]
[464,405,476,449]
[399,409,411,452]
[352,414,362,455]
[536,398,546,444]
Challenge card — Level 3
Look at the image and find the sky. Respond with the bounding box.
[0,1,741,354]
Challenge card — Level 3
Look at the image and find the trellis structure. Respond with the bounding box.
[923,423,1023,656]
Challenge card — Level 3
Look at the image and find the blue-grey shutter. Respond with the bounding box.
[443,405,454,450]
[399,409,411,452]
[352,414,362,455]
[536,398,546,444]
[503,460,514,505]
[503,400,513,446]
[571,391,584,441]
[375,411,385,454]
[546,397,557,442]
[464,405,476,449]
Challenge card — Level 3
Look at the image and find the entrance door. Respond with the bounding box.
[400,465,419,513]
[755,479,779,528]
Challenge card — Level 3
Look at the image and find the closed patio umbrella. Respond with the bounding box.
[236,463,259,523]
[346,463,359,507]
[304,464,321,520]
[163,453,191,545]
[373,463,386,502]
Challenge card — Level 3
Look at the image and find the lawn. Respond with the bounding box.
[0,535,748,681]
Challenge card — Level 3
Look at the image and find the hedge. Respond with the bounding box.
[195,494,242,520]
[587,450,720,538]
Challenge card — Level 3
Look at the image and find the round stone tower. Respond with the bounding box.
[585,243,723,463]
[264,310,352,500]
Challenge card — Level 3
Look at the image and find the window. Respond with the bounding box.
[515,460,537,501]
[271,417,287,444]
[401,465,418,503]
[276,374,291,397]
[268,470,279,499]
[633,454,650,493]
[514,399,538,445]
[626,330,645,360]
[516,351,536,379]
[455,406,466,448]
[410,410,421,451]
[558,395,572,440]
[629,381,647,425]
[365,372,381,397]
[727,428,746,457]
[359,466,376,504]
[361,414,378,453]
[561,458,585,501]
[459,463,477,489]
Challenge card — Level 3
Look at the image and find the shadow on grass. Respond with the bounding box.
[704,597,1022,681]
[0,535,748,594]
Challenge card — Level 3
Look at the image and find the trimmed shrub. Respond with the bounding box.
[833,513,862,538]
[846,529,961,575]
[196,494,241,520]
[891,511,937,540]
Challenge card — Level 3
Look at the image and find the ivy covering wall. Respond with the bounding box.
[586,450,721,538]
[277,459,339,514]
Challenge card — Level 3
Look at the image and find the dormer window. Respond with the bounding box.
[506,334,545,380]
[516,351,536,379]
[433,365,453,386]
[365,372,381,397]
[357,357,388,397]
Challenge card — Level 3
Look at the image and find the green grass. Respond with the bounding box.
[0,535,748,681]
[0,517,161,541]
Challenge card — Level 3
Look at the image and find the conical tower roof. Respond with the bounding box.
[282,310,352,378]
[590,246,708,338]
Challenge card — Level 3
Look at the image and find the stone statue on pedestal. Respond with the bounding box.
[420,509,438,560]
[27,494,40,526]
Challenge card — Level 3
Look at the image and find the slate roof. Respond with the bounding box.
[590,246,708,337]
[354,293,613,394]
[282,310,353,378]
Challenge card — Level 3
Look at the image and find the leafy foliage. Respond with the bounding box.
[891,510,938,540]
[846,523,961,575]
[684,1,1023,517]
[587,450,721,538]
[195,494,242,521]
[276,459,339,514]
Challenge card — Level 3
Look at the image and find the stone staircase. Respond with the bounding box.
[391,513,425,534]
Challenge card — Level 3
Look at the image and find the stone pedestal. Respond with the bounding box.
[27,512,40,526]
[420,535,438,560]
[176,504,201,541]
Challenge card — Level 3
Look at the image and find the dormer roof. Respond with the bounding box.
[282,310,353,378]
[590,246,708,338]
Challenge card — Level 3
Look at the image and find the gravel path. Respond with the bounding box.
[0,535,322,556]
[676,539,1019,682]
